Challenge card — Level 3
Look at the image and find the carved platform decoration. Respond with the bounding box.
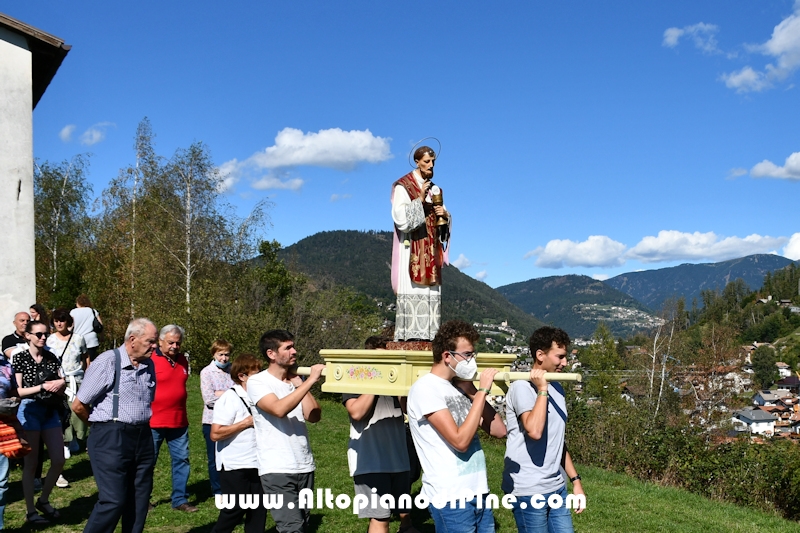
[296,349,581,396]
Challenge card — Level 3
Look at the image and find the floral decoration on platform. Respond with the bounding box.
[348,366,382,380]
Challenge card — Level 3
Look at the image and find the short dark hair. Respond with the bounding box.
[414,145,435,162]
[230,353,263,385]
[51,308,73,327]
[25,320,47,334]
[364,336,388,350]
[76,294,92,308]
[259,329,294,363]
[432,320,479,364]
[528,326,571,355]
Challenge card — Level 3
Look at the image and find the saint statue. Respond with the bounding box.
[391,145,450,342]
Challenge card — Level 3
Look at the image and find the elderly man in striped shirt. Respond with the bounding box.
[73,318,158,533]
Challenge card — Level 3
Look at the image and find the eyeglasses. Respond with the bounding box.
[448,350,477,361]
[30,332,48,339]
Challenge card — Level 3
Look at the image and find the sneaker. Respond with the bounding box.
[33,477,42,493]
[63,445,71,460]
[56,475,69,488]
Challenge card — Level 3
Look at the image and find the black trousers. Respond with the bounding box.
[211,467,267,533]
[83,422,154,533]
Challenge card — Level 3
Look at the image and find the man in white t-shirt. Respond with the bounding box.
[502,326,585,533]
[246,330,325,533]
[407,320,507,532]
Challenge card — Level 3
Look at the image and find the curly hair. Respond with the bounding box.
[528,326,571,356]
[432,320,479,364]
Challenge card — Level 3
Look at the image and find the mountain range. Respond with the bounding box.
[605,254,795,310]
[278,230,795,339]
[496,275,660,338]
[279,230,545,337]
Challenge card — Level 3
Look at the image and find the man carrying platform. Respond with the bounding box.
[246,329,325,533]
[502,326,585,533]
[406,320,506,532]
[343,336,418,533]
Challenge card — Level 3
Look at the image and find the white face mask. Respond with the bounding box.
[449,356,478,380]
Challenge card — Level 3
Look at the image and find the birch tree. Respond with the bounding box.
[33,156,92,306]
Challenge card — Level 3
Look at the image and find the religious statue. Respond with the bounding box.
[390,143,451,342]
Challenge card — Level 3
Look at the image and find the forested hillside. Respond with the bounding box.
[279,230,545,337]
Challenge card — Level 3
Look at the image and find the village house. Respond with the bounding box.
[732,407,777,436]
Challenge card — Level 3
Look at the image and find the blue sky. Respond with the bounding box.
[6,1,800,288]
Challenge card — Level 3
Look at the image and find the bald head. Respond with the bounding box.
[13,312,30,335]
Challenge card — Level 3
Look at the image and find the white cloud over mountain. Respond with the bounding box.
[783,233,800,260]
[526,235,627,268]
[627,230,786,263]
[528,230,789,269]
[452,254,472,269]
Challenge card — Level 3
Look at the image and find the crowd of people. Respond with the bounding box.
[0,300,585,533]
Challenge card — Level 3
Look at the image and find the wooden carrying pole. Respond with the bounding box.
[293,349,581,396]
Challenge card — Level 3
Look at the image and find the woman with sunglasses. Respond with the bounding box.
[13,320,66,525]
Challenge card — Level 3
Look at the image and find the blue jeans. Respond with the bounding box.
[511,485,575,533]
[202,423,221,494]
[0,453,8,530]
[428,495,495,533]
[152,426,190,507]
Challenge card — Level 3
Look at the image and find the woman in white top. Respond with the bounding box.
[69,294,101,362]
[46,308,88,457]
[209,354,266,533]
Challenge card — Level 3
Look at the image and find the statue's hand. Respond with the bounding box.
[433,206,446,218]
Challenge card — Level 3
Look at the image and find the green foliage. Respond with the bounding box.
[753,344,779,389]
[567,391,800,521]
[33,155,93,308]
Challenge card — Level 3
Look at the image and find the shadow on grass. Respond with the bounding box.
[188,479,214,504]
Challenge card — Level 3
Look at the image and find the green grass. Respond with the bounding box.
[3,375,800,532]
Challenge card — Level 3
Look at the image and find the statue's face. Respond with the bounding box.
[416,153,435,180]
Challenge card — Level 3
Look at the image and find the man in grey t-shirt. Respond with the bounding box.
[502,326,585,533]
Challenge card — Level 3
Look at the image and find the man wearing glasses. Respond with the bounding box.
[406,320,506,532]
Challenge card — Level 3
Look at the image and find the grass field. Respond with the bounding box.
[3,375,800,532]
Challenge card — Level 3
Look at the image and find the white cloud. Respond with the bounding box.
[252,175,304,191]
[79,122,115,146]
[59,124,76,142]
[721,4,800,92]
[526,235,627,269]
[627,230,787,263]
[750,151,800,180]
[249,127,392,170]
[330,193,351,202]
[475,270,488,281]
[452,254,472,269]
[591,274,610,281]
[726,167,748,180]
[783,233,800,260]
[222,127,391,192]
[662,23,720,53]
[217,159,241,193]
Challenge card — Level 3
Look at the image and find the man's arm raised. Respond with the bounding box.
[426,368,499,452]
[256,364,325,419]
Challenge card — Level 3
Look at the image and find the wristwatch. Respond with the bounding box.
[570,474,581,482]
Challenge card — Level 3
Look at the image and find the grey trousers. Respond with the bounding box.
[260,471,315,533]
